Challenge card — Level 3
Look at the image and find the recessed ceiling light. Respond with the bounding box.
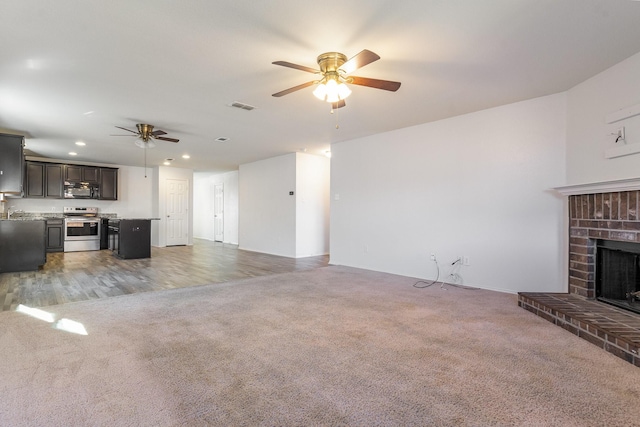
[69,152,78,156]
[163,161,171,166]
[75,141,86,146]
[182,154,190,159]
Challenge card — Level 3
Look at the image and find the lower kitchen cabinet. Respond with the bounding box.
[0,220,46,273]
[110,219,151,259]
[46,219,64,252]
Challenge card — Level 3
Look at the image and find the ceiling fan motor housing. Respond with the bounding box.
[317,52,347,73]
[136,123,155,141]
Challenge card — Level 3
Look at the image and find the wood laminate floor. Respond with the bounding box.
[0,239,329,312]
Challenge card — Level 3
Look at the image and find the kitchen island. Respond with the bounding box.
[108,218,159,259]
[0,218,46,272]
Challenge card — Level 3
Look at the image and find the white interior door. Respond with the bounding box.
[214,183,224,242]
[166,178,189,246]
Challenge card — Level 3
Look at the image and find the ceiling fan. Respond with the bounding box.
[272,49,401,109]
[113,123,179,148]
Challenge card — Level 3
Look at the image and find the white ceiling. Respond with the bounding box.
[2,1,640,173]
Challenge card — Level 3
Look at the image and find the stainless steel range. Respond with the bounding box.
[63,206,101,252]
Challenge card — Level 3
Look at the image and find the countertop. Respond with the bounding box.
[109,218,161,221]
[3,212,119,220]
[2,213,160,221]
[0,217,50,221]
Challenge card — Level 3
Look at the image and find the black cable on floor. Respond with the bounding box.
[413,262,439,288]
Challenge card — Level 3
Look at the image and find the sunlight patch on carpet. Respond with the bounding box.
[16,304,88,335]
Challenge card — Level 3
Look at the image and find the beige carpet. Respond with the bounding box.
[1,266,639,426]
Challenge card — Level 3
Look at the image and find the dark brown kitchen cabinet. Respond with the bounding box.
[46,219,64,252]
[25,162,64,198]
[46,164,64,197]
[26,162,45,197]
[0,133,24,195]
[0,220,46,272]
[99,167,118,200]
[65,165,99,183]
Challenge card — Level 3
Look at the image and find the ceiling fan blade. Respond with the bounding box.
[272,81,316,97]
[348,76,401,92]
[272,61,320,74]
[115,126,138,134]
[152,130,167,136]
[331,100,346,109]
[155,136,179,143]
[340,50,380,74]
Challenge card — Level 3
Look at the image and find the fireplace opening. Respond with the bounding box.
[596,239,640,314]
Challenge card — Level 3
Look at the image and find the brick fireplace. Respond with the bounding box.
[568,190,640,299]
[519,180,640,367]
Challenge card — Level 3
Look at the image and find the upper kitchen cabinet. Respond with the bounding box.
[0,133,25,195]
[99,167,118,200]
[25,162,64,198]
[65,164,99,183]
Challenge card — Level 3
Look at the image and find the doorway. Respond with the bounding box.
[214,183,224,242]
[166,178,189,246]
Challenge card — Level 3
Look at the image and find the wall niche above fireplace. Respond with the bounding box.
[596,239,640,314]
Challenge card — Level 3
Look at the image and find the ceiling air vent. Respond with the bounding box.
[215,137,230,143]
[229,101,256,111]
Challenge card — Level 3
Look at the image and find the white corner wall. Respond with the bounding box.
[193,170,239,244]
[567,51,640,184]
[295,152,330,257]
[330,93,567,294]
[239,154,297,257]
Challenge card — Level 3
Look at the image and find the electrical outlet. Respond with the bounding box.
[430,253,436,261]
[463,256,470,266]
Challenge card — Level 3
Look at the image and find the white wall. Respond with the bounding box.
[295,152,330,257]
[239,153,330,258]
[239,154,297,257]
[330,93,567,294]
[193,172,214,240]
[193,170,239,244]
[567,51,640,184]
[152,166,194,247]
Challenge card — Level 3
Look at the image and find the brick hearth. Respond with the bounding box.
[519,188,640,367]
[518,292,640,367]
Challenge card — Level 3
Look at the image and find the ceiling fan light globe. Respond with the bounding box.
[337,83,351,100]
[325,92,340,103]
[135,139,156,149]
[313,83,327,101]
[324,79,341,103]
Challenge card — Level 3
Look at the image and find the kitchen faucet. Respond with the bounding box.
[7,206,14,219]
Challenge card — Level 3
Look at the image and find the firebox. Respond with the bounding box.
[596,239,640,314]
